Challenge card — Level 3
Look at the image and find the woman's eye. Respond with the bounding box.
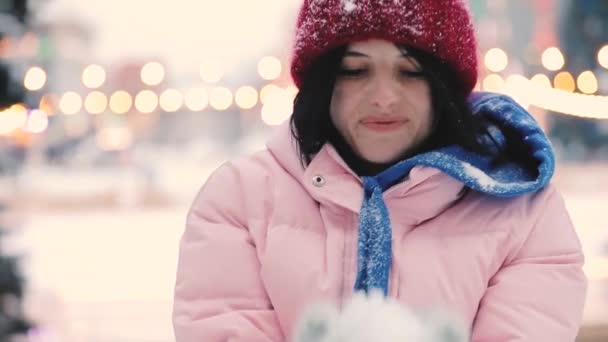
[337,68,367,77]
[400,70,425,78]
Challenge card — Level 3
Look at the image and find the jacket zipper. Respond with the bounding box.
[339,213,359,307]
[339,214,349,308]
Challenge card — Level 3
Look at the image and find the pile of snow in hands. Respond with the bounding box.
[294,290,468,342]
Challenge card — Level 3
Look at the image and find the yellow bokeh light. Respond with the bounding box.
[286,85,299,98]
[159,89,184,112]
[109,91,133,114]
[82,64,106,89]
[260,84,282,105]
[0,104,28,135]
[577,71,598,94]
[59,91,83,115]
[503,75,532,108]
[209,87,233,110]
[261,87,292,126]
[39,93,57,115]
[482,74,505,92]
[184,87,209,111]
[484,48,509,73]
[135,90,159,113]
[140,62,165,86]
[541,47,565,71]
[598,45,608,69]
[258,56,282,81]
[530,74,552,88]
[505,74,528,87]
[10,103,27,114]
[25,109,49,133]
[235,86,259,109]
[199,60,224,83]
[84,91,108,114]
[554,72,576,92]
[24,66,46,91]
[530,85,608,119]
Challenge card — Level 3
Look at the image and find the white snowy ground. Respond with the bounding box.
[2,162,606,342]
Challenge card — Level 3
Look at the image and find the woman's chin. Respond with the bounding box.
[359,152,406,166]
[357,144,412,163]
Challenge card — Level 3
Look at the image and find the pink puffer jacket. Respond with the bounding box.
[173,120,587,342]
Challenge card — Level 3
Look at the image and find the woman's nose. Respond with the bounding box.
[370,77,399,112]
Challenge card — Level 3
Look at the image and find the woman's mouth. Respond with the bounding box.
[360,117,407,132]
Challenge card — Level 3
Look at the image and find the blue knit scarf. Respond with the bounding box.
[353,92,556,295]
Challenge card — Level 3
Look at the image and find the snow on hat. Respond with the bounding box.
[290,0,479,94]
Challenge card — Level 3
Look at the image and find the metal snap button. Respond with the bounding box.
[312,175,326,187]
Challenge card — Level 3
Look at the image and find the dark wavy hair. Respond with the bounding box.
[290,44,499,170]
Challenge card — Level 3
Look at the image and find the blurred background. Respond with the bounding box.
[0,0,606,341]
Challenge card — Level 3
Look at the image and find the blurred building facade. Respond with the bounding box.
[1,1,607,341]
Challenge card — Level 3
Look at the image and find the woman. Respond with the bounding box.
[173,1,587,341]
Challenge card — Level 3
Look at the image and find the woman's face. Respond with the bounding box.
[330,39,433,164]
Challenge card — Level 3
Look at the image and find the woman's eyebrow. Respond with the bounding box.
[344,50,369,57]
[344,50,408,58]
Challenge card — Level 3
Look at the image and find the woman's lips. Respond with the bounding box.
[360,116,407,132]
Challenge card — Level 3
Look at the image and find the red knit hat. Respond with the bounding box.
[290,0,478,94]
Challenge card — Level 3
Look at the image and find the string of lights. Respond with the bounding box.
[2,46,608,143]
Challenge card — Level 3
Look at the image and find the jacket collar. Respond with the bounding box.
[266,121,464,224]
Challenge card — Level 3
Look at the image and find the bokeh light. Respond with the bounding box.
[209,87,233,110]
[109,91,133,114]
[135,90,159,113]
[484,48,509,72]
[141,62,165,86]
[530,74,552,88]
[184,88,209,111]
[260,84,282,105]
[504,75,532,108]
[554,71,576,92]
[84,91,108,114]
[577,71,598,94]
[482,74,505,92]
[258,56,282,81]
[59,92,83,115]
[286,85,299,98]
[0,104,28,135]
[541,47,565,71]
[159,89,184,112]
[598,45,608,69]
[39,93,58,116]
[24,109,49,133]
[82,64,106,89]
[235,86,259,109]
[530,85,608,119]
[24,66,46,91]
[261,87,292,126]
